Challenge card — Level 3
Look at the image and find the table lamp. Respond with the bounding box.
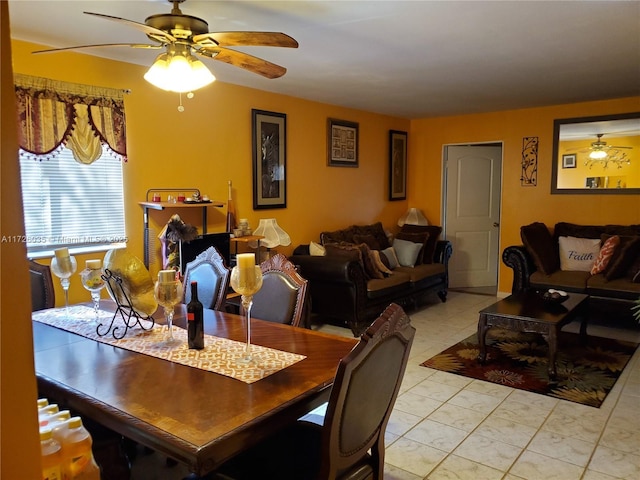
[251,218,291,255]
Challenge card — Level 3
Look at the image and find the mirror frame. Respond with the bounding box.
[551,111,640,195]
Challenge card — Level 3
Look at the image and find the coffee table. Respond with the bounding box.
[477,291,589,379]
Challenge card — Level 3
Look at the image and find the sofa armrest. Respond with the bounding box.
[289,254,366,286]
[434,240,453,267]
[502,245,536,293]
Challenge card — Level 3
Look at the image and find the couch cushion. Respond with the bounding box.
[399,225,442,264]
[352,233,382,251]
[558,236,600,272]
[529,270,590,293]
[320,222,390,250]
[395,263,445,283]
[392,238,423,267]
[587,274,640,300]
[370,249,393,275]
[325,242,384,280]
[366,271,411,295]
[309,241,326,256]
[591,235,620,275]
[520,222,559,274]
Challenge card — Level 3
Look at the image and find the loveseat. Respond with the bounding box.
[290,222,452,336]
[503,222,640,326]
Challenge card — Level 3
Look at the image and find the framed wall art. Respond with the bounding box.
[252,109,287,209]
[327,118,359,167]
[562,153,577,169]
[389,130,407,200]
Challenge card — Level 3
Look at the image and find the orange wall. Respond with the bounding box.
[1,4,42,478]
[11,39,410,305]
[409,98,640,293]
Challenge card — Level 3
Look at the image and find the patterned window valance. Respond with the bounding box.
[14,74,128,163]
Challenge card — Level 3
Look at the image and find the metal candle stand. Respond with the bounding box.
[98,269,155,339]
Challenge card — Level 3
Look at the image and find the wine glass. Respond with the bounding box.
[80,259,105,323]
[51,248,77,314]
[153,270,184,344]
[229,265,263,364]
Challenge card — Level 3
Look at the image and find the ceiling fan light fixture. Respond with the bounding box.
[144,47,215,93]
[589,150,608,160]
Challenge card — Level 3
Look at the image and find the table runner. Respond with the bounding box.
[33,306,306,384]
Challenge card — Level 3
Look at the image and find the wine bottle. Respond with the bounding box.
[187,281,204,350]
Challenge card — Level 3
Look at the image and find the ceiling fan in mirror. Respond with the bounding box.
[581,134,632,169]
[33,0,298,110]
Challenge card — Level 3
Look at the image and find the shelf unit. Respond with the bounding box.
[139,188,224,268]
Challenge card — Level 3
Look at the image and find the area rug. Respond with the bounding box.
[421,329,638,408]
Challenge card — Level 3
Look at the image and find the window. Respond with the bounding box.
[19,145,127,257]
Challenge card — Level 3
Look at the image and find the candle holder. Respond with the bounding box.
[51,249,77,314]
[230,265,263,364]
[153,270,184,344]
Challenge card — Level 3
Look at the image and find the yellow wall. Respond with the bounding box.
[410,98,640,294]
[1,4,42,478]
[11,39,411,305]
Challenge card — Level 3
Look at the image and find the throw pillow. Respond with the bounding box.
[380,247,399,269]
[590,235,620,275]
[309,241,326,256]
[399,225,442,263]
[325,242,383,279]
[352,234,382,251]
[395,232,430,265]
[604,236,640,281]
[392,238,423,267]
[558,236,601,272]
[520,222,559,274]
[369,249,393,275]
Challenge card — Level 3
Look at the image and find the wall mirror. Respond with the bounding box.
[551,112,640,194]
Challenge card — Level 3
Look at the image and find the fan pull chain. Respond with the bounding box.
[177,92,195,112]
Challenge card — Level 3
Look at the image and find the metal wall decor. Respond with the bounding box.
[521,136,538,186]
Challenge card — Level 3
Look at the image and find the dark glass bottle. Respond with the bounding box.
[187,281,204,350]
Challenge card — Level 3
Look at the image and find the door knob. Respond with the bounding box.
[493,222,500,227]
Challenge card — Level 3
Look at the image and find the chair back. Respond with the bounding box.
[29,260,55,311]
[250,254,309,327]
[182,246,231,311]
[321,303,415,479]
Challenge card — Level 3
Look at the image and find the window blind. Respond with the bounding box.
[19,145,126,255]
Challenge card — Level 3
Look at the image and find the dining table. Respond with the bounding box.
[32,300,357,477]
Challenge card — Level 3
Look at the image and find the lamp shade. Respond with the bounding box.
[252,218,291,248]
[397,208,429,227]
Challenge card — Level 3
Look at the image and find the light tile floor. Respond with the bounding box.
[130,291,640,480]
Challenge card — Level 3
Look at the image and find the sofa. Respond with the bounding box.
[503,222,640,326]
[290,222,452,336]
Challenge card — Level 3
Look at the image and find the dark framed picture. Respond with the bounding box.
[389,130,408,200]
[327,118,359,167]
[562,153,577,169]
[252,109,286,209]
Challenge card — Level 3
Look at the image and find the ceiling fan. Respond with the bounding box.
[33,0,298,90]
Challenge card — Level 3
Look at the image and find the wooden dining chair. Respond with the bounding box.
[29,259,55,311]
[213,303,415,480]
[250,253,310,328]
[182,246,231,311]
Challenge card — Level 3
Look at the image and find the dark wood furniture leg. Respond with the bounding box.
[477,313,489,363]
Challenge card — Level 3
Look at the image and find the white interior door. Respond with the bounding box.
[444,144,502,288]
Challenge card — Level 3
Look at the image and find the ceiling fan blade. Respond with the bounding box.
[33,43,163,54]
[84,11,176,43]
[193,31,298,48]
[197,47,287,79]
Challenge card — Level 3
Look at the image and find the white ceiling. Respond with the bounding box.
[8,0,640,119]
